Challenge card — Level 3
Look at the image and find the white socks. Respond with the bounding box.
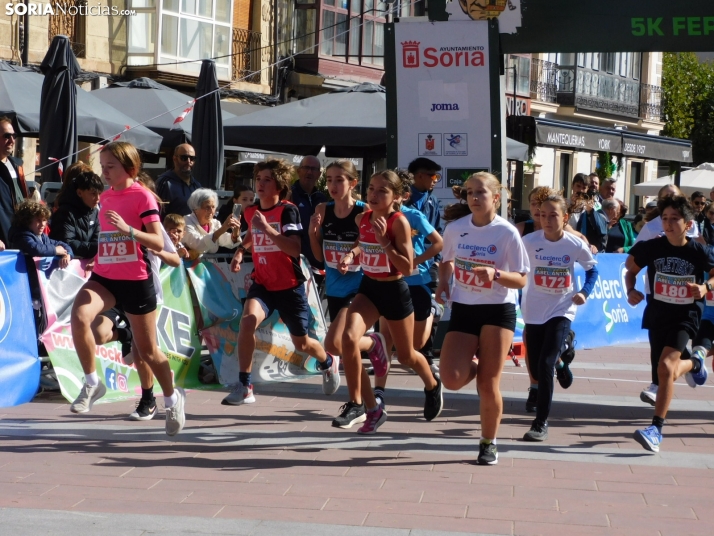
[85,372,99,386]
[164,391,178,408]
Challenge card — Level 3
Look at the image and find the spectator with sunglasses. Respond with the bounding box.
[691,191,707,232]
[0,117,29,248]
[156,143,201,216]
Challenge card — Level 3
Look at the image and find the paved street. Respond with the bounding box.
[1,343,714,536]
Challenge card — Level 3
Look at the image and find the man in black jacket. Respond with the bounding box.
[156,144,201,216]
[0,117,29,246]
[49,171,102,259]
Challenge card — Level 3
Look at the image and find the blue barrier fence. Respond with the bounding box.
[0,252,40,407]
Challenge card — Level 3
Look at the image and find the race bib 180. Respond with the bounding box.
[97,231,138,264]
[454,257,494,292]
[653,272,695,305]
[323,240,361,271]
[534,266,572,295]
[359,242,390,274]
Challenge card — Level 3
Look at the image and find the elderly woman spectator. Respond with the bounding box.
[603,198,636,253]
[183,188,241,257]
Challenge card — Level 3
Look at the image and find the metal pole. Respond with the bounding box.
[21,1,29,66]
[512,62,517,117]
[673,161,681,187]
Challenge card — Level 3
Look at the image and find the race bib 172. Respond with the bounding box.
[534,266,572,295]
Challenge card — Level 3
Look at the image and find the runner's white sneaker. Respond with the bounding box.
[165,387,185,437]
[322,353,340,395]
[70,382,107,413]
[639,383,657,406]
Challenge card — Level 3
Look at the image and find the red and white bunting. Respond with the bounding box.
[47,157,63,178]
[172,100,196,129]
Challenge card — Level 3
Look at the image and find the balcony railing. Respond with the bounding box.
[639,83,664,122]
[48,1,86,59]
[530,58,557,103]
[233,28,262,85]
[530,63,662,121]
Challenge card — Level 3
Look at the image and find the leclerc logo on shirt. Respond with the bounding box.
[458,244,497,258]
[535,254,570,266]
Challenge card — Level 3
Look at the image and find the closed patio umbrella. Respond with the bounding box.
[192,60,224,190]
[39,35,79,183]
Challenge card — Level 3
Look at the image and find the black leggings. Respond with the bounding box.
[525,317,571,423]
[693,319,714,352]
[648,327,691,386]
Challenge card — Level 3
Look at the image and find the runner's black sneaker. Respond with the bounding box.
[556,363,573,389]
[523,419,549,442]
[560,330,576,365]
[424,376,443,421]
[477,441,498,465]
[332,401,366,428]
[525,387,538,413]
[129,397,157,421]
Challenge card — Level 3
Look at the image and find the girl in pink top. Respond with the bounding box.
[69,142,185,437]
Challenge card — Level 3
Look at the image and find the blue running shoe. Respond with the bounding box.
[685,348,708,388]
[634,425,662,453]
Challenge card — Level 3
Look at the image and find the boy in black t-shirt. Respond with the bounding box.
[625,196,714,452]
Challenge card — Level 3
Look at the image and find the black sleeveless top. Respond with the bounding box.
[323,201,365,242]
[522,219,535,236]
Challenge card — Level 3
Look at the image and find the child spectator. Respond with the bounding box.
[10,200,73,268]
[163,213,189,259]
[49,171,102,259]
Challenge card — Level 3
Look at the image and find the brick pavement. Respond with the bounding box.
[1,343,714,535]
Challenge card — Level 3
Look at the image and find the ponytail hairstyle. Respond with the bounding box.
[444,172,503,222]
[135,171,164,205]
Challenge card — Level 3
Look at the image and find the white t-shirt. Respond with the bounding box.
[148,226,177,304]
[634,215,699,244]
[441,214,530,305]
[521,230,597,324]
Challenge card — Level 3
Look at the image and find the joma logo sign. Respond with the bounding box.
[431,103,461,112]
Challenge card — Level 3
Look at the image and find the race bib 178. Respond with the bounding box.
[97,231,138,264]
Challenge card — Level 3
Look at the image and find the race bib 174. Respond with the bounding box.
[653,272,695,305]
[97,231,138,264]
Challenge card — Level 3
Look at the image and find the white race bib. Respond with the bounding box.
[97,231,138,265]
[252,222,281,253]
[360,241,390,274]
[653,272,695,305]
[533,266,572,295]
[454,257,494,293]
[323,240,361,272]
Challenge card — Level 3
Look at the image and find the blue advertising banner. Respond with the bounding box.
[569,253,648,349]
[0,252,40,407]
[436,253,648,351]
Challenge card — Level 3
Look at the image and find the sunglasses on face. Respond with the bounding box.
[694,201,705,206]
[178,154,195,162]
[2,133,17,140]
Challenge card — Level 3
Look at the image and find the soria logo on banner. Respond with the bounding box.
[401,41,485,69]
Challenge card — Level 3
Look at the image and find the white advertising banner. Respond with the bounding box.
[395,20,493,209]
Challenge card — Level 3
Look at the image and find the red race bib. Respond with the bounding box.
[359,241,390,274]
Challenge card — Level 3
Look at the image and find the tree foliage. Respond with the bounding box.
[662,52,714,164]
